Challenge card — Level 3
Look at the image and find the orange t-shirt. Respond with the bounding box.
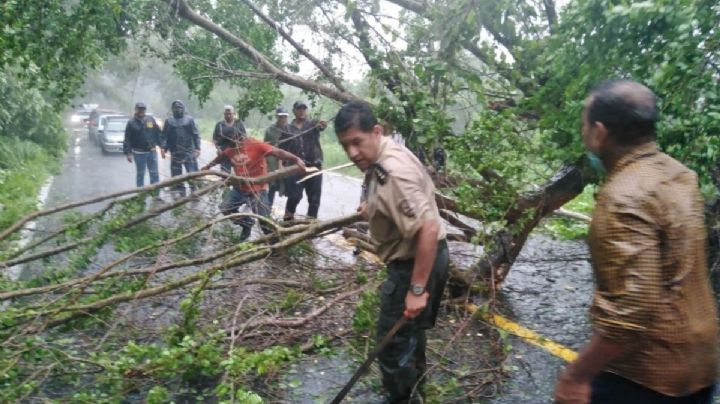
[223,138,273,192]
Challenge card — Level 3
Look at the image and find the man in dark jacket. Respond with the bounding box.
[162,100,201,196]
[123,102,164,187]
[212,105,246,172]
[279,100,327,220]
[264,106,289,207]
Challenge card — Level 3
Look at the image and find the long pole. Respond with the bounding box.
[330,316,409,404]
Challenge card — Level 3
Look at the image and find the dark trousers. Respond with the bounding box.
[284,172,322,219]
[591,372,715,404]
[268,181,281,208]
[169,153,198,195]
[376,240,449,403]
[219,188,272,234]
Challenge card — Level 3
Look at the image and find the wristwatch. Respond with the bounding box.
[410,284,426,296]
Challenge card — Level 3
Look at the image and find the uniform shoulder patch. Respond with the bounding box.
[372,163,388,185]
[398,199,416,218]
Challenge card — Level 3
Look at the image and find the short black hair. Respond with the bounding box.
[586,80,658,144]
[334,101,378,135]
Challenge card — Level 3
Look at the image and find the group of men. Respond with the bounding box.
[123,100,201,196]
[123,99,328,240]
[126,79,718,404]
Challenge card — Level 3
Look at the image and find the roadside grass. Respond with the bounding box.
[0,137,62,232]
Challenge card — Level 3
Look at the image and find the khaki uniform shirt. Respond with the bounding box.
[589,142,718,396]
[366,137,446,262]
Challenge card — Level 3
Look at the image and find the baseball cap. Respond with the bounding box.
[224,105,235,112]
[276,106,289,116]
[135,102,147,109]
[293,100,308,109]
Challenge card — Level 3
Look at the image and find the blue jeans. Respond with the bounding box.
[133,150,159,187]
[219,188,272,233]
[170,153,198,194]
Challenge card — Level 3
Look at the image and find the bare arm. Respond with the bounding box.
[404,218,440,318]
[566,333,628,381]
[411,219,439,288]
[268,147,305,170]
[201,151,227,170]
[555,333,628,403]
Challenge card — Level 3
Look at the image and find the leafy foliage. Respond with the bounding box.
[533,0,720,188]
[0,0,128,107]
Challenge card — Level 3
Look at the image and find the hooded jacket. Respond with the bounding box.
[162,101,200,155]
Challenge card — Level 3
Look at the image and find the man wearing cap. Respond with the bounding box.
[264,107,289,207]
[212,105,247,173]
[162,100,201,196]
[123,102,164,188]
[279,100,327,220]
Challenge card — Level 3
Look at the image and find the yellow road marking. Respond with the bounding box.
[322,232,578,362]
[464,303,578,362]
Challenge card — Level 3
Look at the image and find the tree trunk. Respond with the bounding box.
[470,160,594,286]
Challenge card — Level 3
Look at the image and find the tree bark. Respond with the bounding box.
[470,160,594,286]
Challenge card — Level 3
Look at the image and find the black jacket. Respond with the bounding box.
[123,115,162,154]
[162,115,200,156]
[212,120,246,150]
[279,119,324,167]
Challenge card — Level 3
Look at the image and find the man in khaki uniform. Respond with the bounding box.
[335,101,448,404]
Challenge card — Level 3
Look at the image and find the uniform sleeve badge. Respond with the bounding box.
[398,199,416,218]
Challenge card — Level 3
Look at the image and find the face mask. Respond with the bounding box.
[586,151,606,177]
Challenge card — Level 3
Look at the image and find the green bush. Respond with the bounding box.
[0,71,68,233]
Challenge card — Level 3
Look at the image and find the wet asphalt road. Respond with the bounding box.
[52,128,363,219]
[45,128,593,403]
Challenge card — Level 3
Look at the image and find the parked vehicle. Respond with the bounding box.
[98,116,130,154]
[88,108,123,144]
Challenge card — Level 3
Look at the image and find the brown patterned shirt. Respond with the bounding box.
[588,142,719,396]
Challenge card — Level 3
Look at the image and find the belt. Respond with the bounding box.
[132,149,154,153]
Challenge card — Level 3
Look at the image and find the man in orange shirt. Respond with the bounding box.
[202,126,305,241]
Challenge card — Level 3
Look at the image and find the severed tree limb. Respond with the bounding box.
[239,0,348,93]
[0,182,222,269]
[166,0,360,104]
[553,208,591,223]
[0,213,325,302]
[12,213,362,333]
[0,165,302,244]
[470,160,594,286]
[232,284,369,337]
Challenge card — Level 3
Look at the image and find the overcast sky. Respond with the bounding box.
[287,1,570,83]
